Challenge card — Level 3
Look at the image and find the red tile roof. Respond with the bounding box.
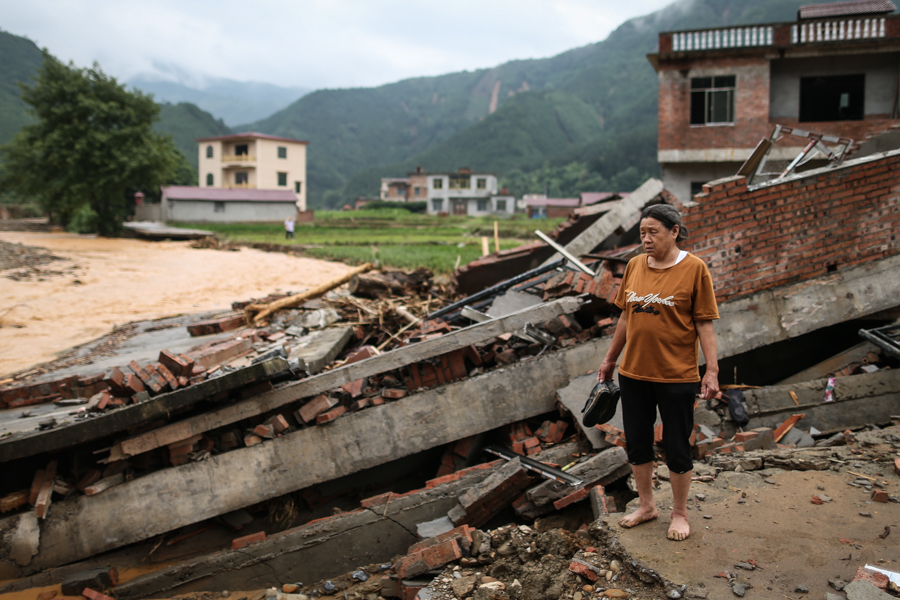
[580,192,620,205]
[161,186,299,202]
[799,0,896,19]
[195,132,309,144]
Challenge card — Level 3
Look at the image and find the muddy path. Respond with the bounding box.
[0,231,353,378]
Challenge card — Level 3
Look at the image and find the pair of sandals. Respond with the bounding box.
[581,380,620,427]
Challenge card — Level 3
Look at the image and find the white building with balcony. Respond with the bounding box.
[197,132,309,211]
[424,168,515,216]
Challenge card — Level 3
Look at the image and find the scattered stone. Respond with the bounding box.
[451,576,475,597]
[732,583,746,597]
[604,590,628,598]
[322,581,336,593]
[830,579,848,591]
[795,584,809,593]
[695,494,706,501]
[734,562,754,571]
[282,585,299,594]
[860,511,873,517]
[351,570,369,582]
[703,515,712,520]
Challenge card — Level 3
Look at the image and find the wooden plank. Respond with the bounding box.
[116,297,583,458]
[34,461,57,519]
[540,178,664,267]
[773,414,805,443]
[0,490,29,513]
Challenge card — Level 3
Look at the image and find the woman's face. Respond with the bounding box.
[640,217,679,259]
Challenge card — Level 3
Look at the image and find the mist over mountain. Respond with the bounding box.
[128,72,310,127]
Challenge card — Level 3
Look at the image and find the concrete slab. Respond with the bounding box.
[289,327,354,373]
[123,222,213,240]
[556,375,625,450]
[602,445,900,600]
[486,291,543,318]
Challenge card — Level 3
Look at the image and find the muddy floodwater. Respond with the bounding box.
[0,231,353,378]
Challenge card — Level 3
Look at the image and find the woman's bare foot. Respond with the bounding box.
[618,506,659,528]
[667,513,690,541]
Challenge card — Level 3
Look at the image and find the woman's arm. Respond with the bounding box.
[597,316,627,382]
[695,320,719,399]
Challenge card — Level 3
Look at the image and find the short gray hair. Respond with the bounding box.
[640,204,689,242]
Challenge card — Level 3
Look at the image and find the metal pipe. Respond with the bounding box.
[534,230,596,277]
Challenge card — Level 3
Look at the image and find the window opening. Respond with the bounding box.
[690,75,735,125]
[235,144,249,156]
[277,146,287,159]
[433,179,444,189]
[449,175,470,190]
[295,181,302,194]
[496,199,507,211]
[206,145,213,158]
[235,172,249,185]
[476,199,488,211]
[476,178,487,189]
[214,201,225,213]
[431,198,443,211]
[206,173,214,186]
[799,74,864,122]
[278,172,288,186]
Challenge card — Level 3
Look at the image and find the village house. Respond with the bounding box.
[648,0,900,203]
[379,167,515,216]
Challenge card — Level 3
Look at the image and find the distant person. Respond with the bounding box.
[596,204,719,542]
[284,217,295,240]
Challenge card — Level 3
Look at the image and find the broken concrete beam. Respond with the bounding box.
[61,568,118,596]
[556,375,622,450]
[0,339,605,578]
[540,178,664,268]
[289,327,354,374]
[739,369,900,435]
[450,457,533,528]
[0,358,291,463]
[527,446,628,507]
[777,341,882,385]
[187,314,245,337]
[111,297,585,461]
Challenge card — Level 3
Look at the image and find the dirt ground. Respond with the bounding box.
[0,231,353,378]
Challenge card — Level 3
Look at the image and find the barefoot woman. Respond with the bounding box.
[597,204,719,541]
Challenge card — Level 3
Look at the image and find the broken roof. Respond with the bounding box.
[799,0,897,19]
[160,186,299,203]
[525,197,580,207]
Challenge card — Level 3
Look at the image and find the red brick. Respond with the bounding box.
[871,489,889,503]
[7,394,61,408]
[341,378,365,398]
[76,469,102,493]
[344,346,377,365]
[82,588,115,600]
[159,349,190,377]
[316,405,347,424]
[155,363,180,391]
[523,436,540,449]
[568,559,600,582]
[263,414,290,434]
[734,431,758,442]
[553,487,589,510]
[244,434,263,447]
[853,566,889,589]
[395,539,462,578]
[382,388,407,399]
[253,424,275,439]
[297,394,338,423]
[188,314,245,337]
[231,531,267,549]
[408,525,473,554]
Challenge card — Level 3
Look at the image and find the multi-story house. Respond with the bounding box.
[379,167,515,216]
[197,132,309,211]
[648,0,900,203]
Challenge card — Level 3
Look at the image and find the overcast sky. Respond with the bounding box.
[2,0,675,91]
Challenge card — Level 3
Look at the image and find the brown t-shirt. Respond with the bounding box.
[614,253,719,383]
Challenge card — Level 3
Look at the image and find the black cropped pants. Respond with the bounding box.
[618,373,697,474]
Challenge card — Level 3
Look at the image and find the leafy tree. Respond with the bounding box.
[0,51,181,235]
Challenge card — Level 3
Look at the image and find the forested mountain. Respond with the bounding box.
[0,30,43,146]
[246,0,822,208]
[2,1,852,209]
[155,103,231,172]
[0,30,230,181]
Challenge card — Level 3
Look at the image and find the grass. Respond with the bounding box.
[172,209,565,273]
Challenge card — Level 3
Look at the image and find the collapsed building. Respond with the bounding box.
[1,137,899,597]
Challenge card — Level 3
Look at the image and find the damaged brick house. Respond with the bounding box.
[649,0,900,203]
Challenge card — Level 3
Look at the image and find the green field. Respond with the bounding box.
[174,209,565,273]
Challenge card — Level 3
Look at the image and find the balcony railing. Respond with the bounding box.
[221,154,257,163]
[671,26,773,51]
[668,16,891,52]
[791,17,887,43]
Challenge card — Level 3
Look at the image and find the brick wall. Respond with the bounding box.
[682,150,900,302]
[658,57,771,152]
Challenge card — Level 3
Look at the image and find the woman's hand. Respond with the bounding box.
[597,358,617,382]
[700,369,719,400]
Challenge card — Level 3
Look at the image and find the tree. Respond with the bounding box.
[0,52,183,235]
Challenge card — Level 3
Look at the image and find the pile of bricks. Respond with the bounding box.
[447,457,534,528]
[186,313,246,337]
[0,375,81,409]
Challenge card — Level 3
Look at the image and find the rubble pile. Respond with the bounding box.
[0,239,78,282]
